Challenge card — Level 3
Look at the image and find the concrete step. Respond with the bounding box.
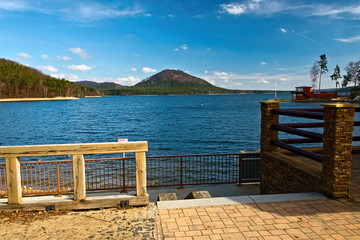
[157,192,327,209]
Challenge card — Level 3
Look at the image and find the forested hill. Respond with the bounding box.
[104,69,246,95]
[76,81,124,90]
[0,58,103,98]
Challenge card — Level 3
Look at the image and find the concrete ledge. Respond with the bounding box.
[0,192,149,211]
[249,192,327,203]
[157,192,327,209]
[157,196,253,209]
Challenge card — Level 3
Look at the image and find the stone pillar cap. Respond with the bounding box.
[321,103,358,108]
[260,99,280,104]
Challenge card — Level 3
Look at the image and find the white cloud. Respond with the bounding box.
[220,3,247,15]
[219,1,360,19]
[60,2,144,22]
[115,76,140,86]
[38,65,58,73]
[180,44,188,50]
[261,62,267,65]
[130,67,137,72]
[142,67,156,73]
[41,54,49,60]
[199,70,310,90]
[0,0,29,11]
[50,73,79,81]
[258,79,270,84]
[174,44,188,51]
[335,35,360,43]
[57,55,72,61]
[280,28,287,33]
[68,47,92,60]
[214,71,229,76]
[67,64,92,71]
[17,52,32,59]
[209,80,216,85]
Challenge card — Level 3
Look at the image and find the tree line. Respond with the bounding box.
[310,54,360,90]
[0,58,102,98]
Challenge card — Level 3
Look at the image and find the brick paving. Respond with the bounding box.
[158,155,360,240]
[159,199,360,240]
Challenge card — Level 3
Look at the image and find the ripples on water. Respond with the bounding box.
[0,93,357,158]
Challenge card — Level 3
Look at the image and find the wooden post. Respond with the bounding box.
[73,154,86,201]
[5,157,22,204]
[322,103,357,197]
[135,152,147,197]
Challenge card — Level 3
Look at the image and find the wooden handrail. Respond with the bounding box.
[0,141,148,157]
[280,122,324,128]
[271,124,323,140]
[272,109,324,120]
[271,140,323,162]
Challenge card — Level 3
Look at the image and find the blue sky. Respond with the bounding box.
[1,0,360,90]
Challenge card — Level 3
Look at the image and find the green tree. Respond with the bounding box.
[330,64,341,89]
[318,54,328,90]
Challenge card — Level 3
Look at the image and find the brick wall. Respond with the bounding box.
[261,151,322,194]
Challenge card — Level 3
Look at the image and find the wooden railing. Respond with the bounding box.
[0,142,148,205]
[266,105,360,162]
[260,100,357,197]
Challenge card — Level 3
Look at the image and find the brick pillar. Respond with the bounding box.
[260,100,280,194]
[322,103,357,197]
[260,100,280,153]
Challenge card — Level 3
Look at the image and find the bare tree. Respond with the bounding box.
[344,61,360,87]
[310,61,320,89]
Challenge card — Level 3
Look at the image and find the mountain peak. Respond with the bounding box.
[137,69,211,86]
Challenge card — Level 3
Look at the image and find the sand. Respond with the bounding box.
[0,97,79,102]
[0,204,158,240]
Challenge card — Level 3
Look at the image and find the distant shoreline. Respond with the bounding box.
[0,97,79,102]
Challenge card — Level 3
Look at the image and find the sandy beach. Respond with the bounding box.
[0,204,158,240]
[0,97,79,102]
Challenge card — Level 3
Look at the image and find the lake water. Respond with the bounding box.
[0,93,341,157]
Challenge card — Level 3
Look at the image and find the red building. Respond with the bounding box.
[292,86,338,100]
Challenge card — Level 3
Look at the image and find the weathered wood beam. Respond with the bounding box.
[5,157,22,204]
[135,152,147,197]
[73,154,86,201]
[0,141,148,157]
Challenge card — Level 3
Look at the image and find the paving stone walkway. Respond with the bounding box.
[158,156,360,240]
[159,198,360,240]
